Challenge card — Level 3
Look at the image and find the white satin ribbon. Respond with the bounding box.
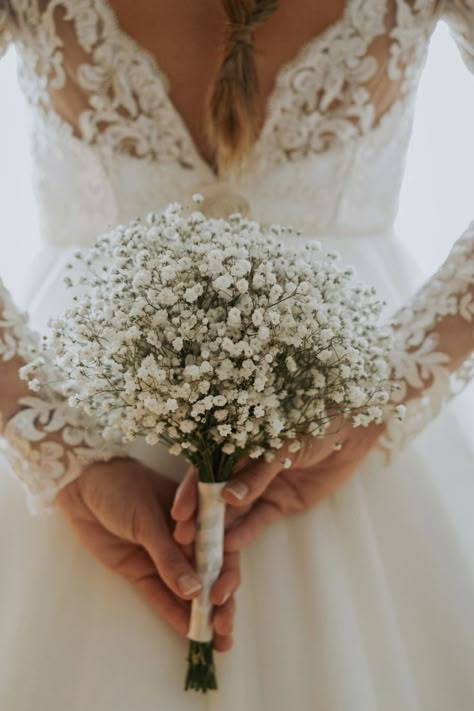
[187,481,227,642]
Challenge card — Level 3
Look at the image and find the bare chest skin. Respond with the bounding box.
[107,0,347,167]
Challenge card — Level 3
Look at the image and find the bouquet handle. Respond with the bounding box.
[185,481,227,692]
[187,481,227,642]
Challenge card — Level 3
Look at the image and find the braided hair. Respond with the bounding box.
[206,0,278,176]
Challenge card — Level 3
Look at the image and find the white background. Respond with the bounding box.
[0,21,473,300]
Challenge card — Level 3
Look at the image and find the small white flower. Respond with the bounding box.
[184,364,200,380]
[213,274,233,290]
[180,420,196,433]
[395,404,406,420]
[146,432,159,446]
[236,278,249,293]
[252,309,264,327]
[184,284,204,303]
[157,288,178,306]
[288,440,302,453]
[227,307,241,328]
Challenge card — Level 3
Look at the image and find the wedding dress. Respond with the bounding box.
[0,1,474,709]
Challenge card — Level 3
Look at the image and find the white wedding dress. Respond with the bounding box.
[0,1,474,709]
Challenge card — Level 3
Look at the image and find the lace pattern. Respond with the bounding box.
[383,224,474,452]
[256,0,436,165]
[6,0,439,172]
[0,279,123,513]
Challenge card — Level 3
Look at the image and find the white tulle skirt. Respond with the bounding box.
[1,233,473,711]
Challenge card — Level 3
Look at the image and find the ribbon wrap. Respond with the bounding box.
[187,481,227,642]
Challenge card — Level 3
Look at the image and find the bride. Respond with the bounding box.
[0,1,473,709]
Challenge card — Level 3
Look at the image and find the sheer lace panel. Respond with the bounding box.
[258,0,436,163]
[383,224,474,453]
[7,0,438,169]
[0,278,124,513]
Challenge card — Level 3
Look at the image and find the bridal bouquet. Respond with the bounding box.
[42,198,392,692]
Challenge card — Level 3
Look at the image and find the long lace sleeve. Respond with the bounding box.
[383,1,474,451]
[383,224,474,451]
[0,280,124,513]
[0,2,122,512]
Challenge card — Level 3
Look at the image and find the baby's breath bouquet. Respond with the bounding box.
[45,198,392,693]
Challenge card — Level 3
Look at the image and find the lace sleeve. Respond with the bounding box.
[381,1,474,451]
[0,279,123,513]
[382,224,474,452]
[439,0,474,72]
[0,1,11,59]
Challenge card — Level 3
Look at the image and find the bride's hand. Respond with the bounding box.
[172,421,383,553]
[54,458,239,651]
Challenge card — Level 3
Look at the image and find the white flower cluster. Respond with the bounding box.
[45,202,391,480]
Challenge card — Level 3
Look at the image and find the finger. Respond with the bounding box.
[212,595,235,637]
[171,466,198,521]
[133,571,191,636]
[222,432,350,509]
[221,456,285,507]
[213,632,234,652]
[224,503,252,530]
[114,545,191,637]
[173,517,196,546]
[224,500,283,552]
[209,551,241,605]
[174,504,251,547]
[136,502,203,601]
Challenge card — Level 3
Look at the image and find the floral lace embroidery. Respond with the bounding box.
[382,224,474,452]
[0,279,124,513]
[7,0,438,170]
[255,0,436,164]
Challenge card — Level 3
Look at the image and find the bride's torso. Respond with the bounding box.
[5,0,441,243]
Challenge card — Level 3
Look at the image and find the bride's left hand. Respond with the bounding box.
[171,421,384,553]
[54,458,239,650]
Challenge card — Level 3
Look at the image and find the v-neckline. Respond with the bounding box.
[97,0,353,177]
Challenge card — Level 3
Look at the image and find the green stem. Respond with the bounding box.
[184,641,217,693]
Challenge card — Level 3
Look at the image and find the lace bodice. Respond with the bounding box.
[0,0,473,508]
[0,0,464,239]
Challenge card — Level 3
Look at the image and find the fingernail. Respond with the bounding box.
[224,480,249,501]
[178,574,202,596]
[221,590,231,604]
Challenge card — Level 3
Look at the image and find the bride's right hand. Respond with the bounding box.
[53,458,239,651]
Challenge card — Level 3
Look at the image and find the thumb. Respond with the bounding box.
[136,500,203,601]
[221,453,285,507]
